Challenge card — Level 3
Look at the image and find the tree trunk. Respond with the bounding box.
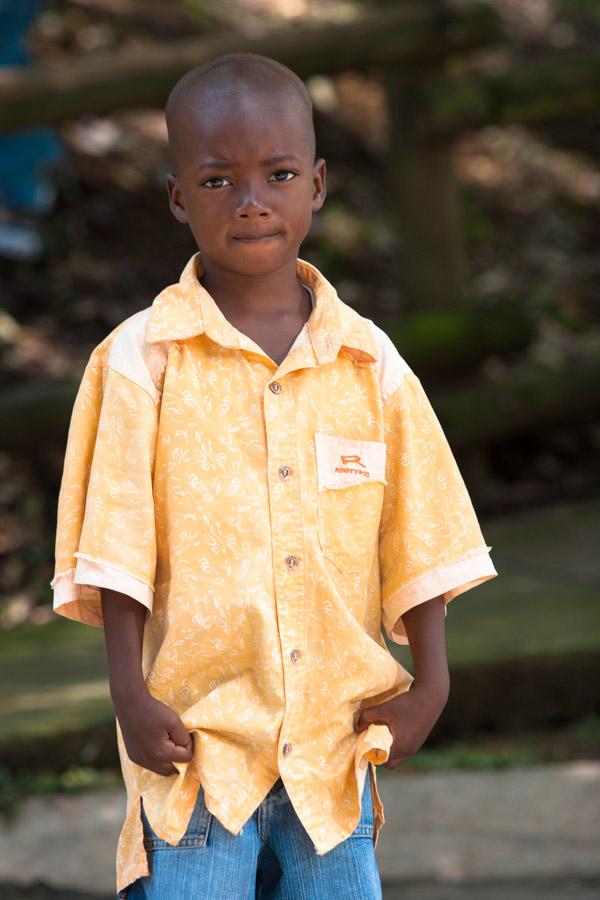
[383,69,467,310]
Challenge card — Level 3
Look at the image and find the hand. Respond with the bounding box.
[355,681,449,769]
[115,688,194,776]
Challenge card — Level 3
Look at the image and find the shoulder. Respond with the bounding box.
[334,292,413,400]
[87,308,170,405]
[362,317,413,402]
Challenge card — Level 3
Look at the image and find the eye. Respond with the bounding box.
[270,170,296,182]
[201,176,232,189]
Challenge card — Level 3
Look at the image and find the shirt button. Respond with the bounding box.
[278,464,291,480]
[290,648,301,663]
[282,742,293,756]
[286,554,299,570]
[269,381,282,393]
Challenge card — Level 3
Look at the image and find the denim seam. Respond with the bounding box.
[143,835,209,850]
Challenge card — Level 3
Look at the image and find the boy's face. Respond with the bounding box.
[166,91,326,276]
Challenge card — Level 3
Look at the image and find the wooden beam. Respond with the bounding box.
[419,52,600,140]
[0,4,500,133]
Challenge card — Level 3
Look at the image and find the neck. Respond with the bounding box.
[198,254,310,321]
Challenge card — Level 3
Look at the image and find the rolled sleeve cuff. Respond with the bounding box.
[51,553,153,627]
[381,546,497,645]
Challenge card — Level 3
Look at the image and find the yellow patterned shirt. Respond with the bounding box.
[51,251,497,895]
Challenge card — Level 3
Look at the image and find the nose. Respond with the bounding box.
[235,183,272,219]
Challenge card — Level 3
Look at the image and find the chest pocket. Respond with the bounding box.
[315,431,387,574]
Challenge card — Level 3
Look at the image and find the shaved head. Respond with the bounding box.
[165,53,316,173]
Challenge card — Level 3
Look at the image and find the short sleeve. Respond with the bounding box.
[378,369,497,645]
[50,343,159,627]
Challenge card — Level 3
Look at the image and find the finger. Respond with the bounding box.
[384,753,408,769]
[355,715,371,732]
[163,738,194,761]
[142,758,179,776]
[156,762,179,776]
[168,717,193,748]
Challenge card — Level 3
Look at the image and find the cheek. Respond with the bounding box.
[301,202,316,231]
[188,196,227,225]
[286,187,315,222]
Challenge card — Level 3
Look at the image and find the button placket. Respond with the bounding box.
[265,374,304,777]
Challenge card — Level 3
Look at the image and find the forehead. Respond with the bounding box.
[171,87,312,168]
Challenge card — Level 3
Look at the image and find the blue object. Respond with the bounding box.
[0,0,64,213]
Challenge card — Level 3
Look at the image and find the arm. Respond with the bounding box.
[101,588,147,709]
[101,589,194,776]
[355,595,449,768]
[401,594,449,698]
[377,366,497,648]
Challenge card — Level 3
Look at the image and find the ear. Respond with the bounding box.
[166,173,188,224]
[312,158,327,213]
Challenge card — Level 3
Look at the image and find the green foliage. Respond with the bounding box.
[387,303,534,372]
[405,743,539,771]
[319,200,394,258]
[0,764,120,823]
[181,0,220,25]
[566,713,600,740]
[527,276,561,316]
[557,0,600,21]
[462,188,495,247]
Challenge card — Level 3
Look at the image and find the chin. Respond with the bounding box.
[229,244,295,271]
[235,258,288,276]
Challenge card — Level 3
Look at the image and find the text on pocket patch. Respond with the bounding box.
[315,431,387,491]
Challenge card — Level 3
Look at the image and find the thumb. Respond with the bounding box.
[355,707,377,733]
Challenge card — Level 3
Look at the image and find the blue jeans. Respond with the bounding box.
[119,767,382,899]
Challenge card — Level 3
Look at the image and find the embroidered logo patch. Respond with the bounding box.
[315,432,387,491]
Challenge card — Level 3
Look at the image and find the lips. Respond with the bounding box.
[232,232,281,242]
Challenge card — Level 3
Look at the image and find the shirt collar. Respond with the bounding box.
[145,251,378,366]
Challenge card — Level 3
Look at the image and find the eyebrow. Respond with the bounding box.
[196,154,300,172]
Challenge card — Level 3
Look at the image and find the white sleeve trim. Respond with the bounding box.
[51,557,153,627]
[381,546,497,645]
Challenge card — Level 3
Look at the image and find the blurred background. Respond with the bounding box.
[0,1,599,898]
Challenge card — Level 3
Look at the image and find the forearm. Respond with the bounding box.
[357,595,450,765]
[100,588,149,712]
[400,595,449,697]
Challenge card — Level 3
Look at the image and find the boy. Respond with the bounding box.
[50,53,497,899]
